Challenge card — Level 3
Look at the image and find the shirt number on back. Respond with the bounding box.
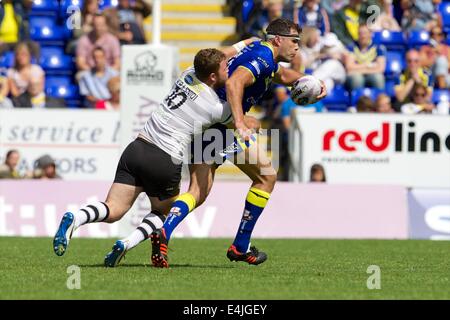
[165,85,187,110]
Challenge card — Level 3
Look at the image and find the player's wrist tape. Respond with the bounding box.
[232,41,246,53]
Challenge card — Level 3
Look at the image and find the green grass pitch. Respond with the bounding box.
[0,237,449,299]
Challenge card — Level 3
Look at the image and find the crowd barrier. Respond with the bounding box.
[1,180,448,240]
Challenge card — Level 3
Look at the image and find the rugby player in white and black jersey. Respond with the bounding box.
[52,41,259,261]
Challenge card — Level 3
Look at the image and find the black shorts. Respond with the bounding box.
[114,137,182,200]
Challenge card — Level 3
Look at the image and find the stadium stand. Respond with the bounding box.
[0,0,448,113]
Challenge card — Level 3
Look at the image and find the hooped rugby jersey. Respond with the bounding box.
[140,67,232,161]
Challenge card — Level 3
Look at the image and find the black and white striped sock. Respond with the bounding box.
[122,211,166,250]
[73,201,110,229]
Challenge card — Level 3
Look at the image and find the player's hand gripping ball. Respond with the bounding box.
[291,75,323,106]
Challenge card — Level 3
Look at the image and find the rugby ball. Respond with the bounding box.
[291,75,322,106]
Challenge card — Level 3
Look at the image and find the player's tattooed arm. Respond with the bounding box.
[225,67,255,141]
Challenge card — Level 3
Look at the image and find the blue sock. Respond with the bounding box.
[163,193,196,241]
[232,187,270,253]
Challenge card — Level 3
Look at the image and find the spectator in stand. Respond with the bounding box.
[229,0,265,39]
[76,13,121,72]
[375,93,395,113]
[357,95,376,112]
[369,0,401,32]
[105,0,151,45]
[6,42,45,98]
[331,0,378,46]
[96,76,121,110]
[281,94,324,129]
[294,0,330,35]
[344,25,386,90]
[420,26,450,89]
[300,29,347,91]
[67,0,100,54]
[79,47,119,108]
[0,69,13,108]
[400,83,436,114]
[395,49,432,104]
[33,155,61,179]
[0,149,21,179]
[249,0,284,39]
[0,0,29,54]
[320,0,348,17]
[12,76,66,108]
[401,0,441,33]
[309,163,326,182]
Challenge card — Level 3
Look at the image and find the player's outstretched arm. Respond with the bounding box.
[221,38,260,60]
[275,66,328,100]
[273,65,303,86]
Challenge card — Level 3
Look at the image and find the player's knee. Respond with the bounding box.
[254,172,277,192]
[102,201,126,223]
[263,173,277,190]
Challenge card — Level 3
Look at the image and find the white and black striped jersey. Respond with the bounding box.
[140,67,232,161]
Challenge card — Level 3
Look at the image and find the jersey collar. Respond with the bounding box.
[261,41,275,57]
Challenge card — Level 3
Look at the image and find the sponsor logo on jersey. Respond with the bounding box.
[257,57,269,68]
[175,80,198,100]
[127,51,164,85]
[184,74,194,85]
[250,60,261,75]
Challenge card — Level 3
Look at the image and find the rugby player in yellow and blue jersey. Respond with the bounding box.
[149,18,327,267]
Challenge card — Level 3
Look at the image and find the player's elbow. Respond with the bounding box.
[225,77,243,94]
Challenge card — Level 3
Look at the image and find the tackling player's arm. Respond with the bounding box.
[221,38,259,60]
[225,66,255,140]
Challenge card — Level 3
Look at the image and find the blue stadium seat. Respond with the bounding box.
[45,76,73,89]
[322,85,350,111]
[385,51,405,78]
[0,51,38,68]
[384,79,398,97]
[0,51,15,68]
[351,88,383,105]
[99,0,118,10]
[46,83,81,108]
[31,0,59,16]
[242,1,255,23]
[447,34,450,45]
[439,2,450,32]
[40,47,75,75]
[373,30,405,51]
[29,16,65,45]
[408,31,430,48]
[432,89,450,104]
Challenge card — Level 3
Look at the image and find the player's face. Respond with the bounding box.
[278,29,300,63]
[214,59,229,87]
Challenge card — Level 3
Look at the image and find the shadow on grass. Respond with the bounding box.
[78,263,235,269]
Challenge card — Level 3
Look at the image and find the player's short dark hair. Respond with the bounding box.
[194,48,226,82]
[266,18,302,36]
